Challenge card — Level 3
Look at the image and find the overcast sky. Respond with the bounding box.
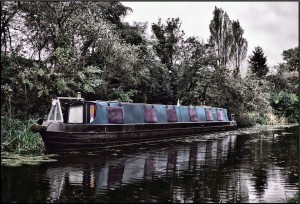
[122,1,298,68]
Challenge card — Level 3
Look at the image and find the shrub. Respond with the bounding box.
[271,91,299,123]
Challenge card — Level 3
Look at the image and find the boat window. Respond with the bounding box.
[89,104,95,123]
[107,107,124,124]
[217,109,224,121]
[205,109,213,121]
[144,108,157,123]
[68,105,83,123]
[189,109,198,122]
[167,109,177,122]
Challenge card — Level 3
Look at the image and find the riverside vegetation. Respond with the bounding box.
[1,2,299,154]
[286,192,299,203]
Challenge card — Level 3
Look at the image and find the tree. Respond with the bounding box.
[177,37,217,105]
[209,6,234,67]
[271,91,298,123]
[151,17,185,104]
[1,1,140,117]
[282,47,299,72]
[231,20,248,78]
[248,46,269,78]
[95,2,146,46]
[267,47,299,123]
[0,2,20,58]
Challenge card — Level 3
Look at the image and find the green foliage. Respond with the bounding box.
[209,7,234,67]
[1,1,139,116]
[282,47,299,72]
[237,77,273,126]
[248,46,269,78]
[208,6,248,80]
[232,20,248,75]
[267,67,298,95]
[243,112,267,126]
[178,35,273,127]
[1,2,20,55]
[151,17,185,104]
[271,91,299,123]
[152,17,184,69]
[95,1,132,28]
[1,112,44,154]
[147,62,173,104]
[109,88,136,103]
[267,47,299,123]
[178,37,214,105]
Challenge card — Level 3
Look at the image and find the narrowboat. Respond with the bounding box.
[31,92,237,152]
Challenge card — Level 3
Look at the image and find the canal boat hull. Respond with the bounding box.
[38,121,237,152]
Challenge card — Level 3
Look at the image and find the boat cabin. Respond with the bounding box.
[47,94,235,125]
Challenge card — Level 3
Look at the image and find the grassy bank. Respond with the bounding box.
[1,116,45,155]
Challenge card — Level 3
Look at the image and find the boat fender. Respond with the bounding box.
[30,124,47,132]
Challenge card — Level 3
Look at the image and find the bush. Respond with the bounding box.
[271,91,299,123]
[264,111,288,125]
[246,112,267,125]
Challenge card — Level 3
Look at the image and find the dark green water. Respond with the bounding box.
[1,126,299,203]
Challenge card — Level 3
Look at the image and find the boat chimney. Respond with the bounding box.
[77,92,81,98]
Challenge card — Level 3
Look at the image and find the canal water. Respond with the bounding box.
[1,126,299,203]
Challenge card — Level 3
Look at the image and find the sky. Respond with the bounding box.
[121,1,298,70]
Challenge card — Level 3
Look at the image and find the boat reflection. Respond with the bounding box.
[2,127,298,203]
[45,135,238,202]
[44,129,298,203]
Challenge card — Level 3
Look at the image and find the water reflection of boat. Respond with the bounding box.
[31,92,237,152]
[2,128,298,203]
[45,135,237,202]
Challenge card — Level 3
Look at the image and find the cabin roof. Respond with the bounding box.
[82,100,223,109]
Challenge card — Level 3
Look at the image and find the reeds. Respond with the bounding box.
[1,115,45,154]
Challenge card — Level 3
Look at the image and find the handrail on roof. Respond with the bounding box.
[57,97,84,100]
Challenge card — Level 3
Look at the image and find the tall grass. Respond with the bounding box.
[1,114,45,154]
